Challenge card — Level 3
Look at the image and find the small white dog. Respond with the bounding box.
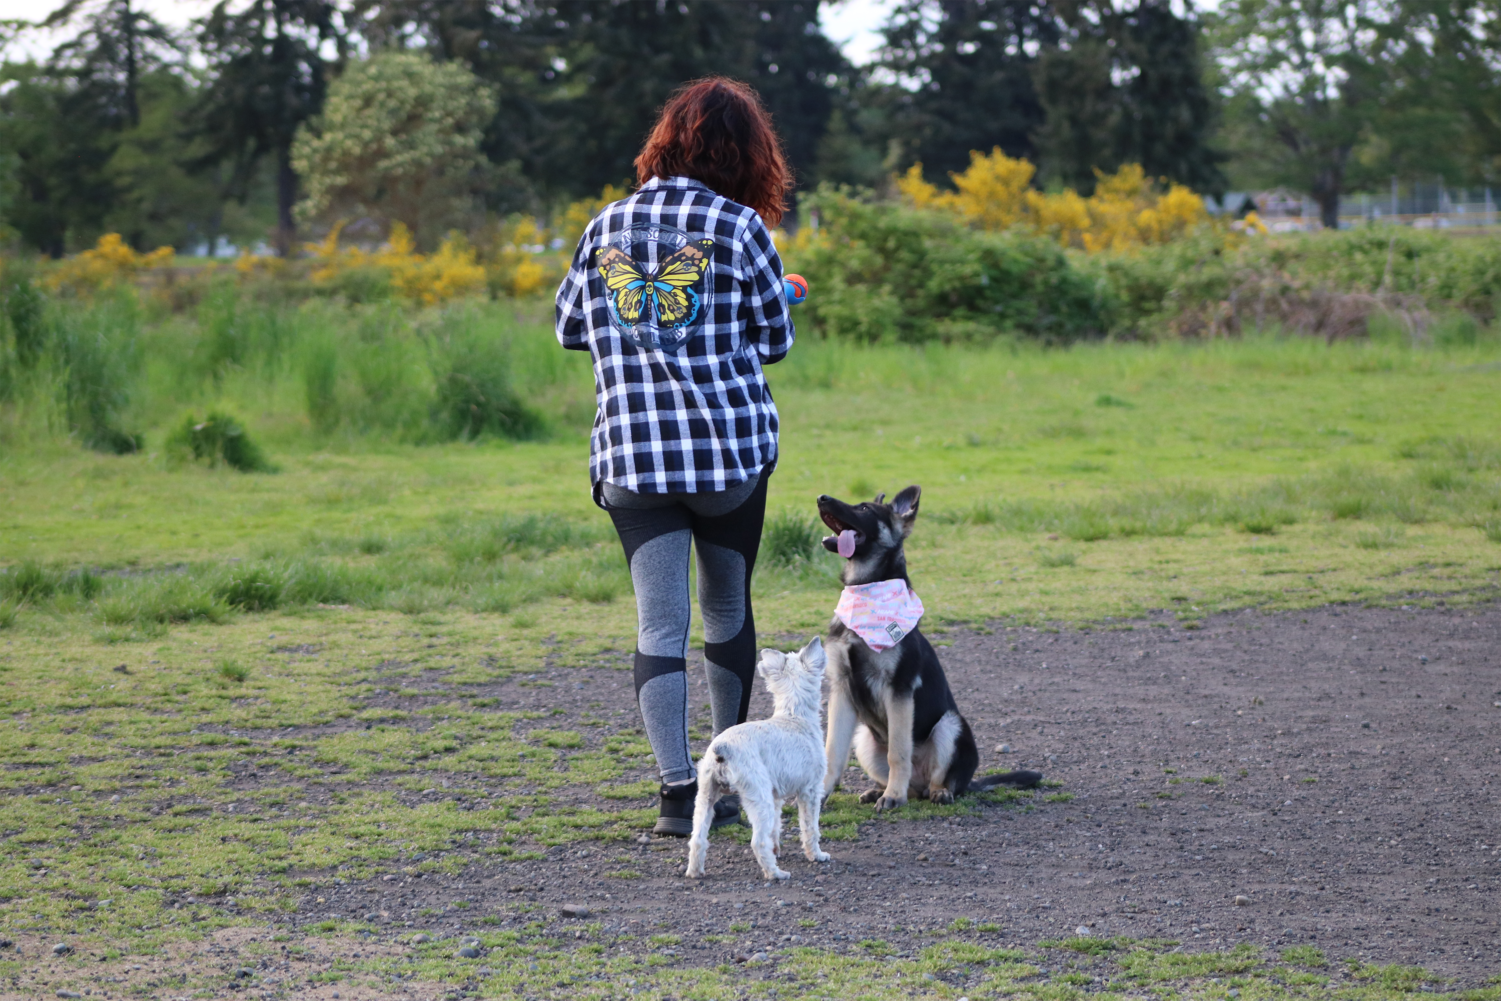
[684,637,833,880]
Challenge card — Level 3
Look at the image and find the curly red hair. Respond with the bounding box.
[635,77,792,227]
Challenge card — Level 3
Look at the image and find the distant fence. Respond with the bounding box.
[1205,183,1501,232]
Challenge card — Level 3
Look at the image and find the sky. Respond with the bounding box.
[0,0,898,65]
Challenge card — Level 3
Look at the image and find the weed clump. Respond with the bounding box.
[215,659,250,685]
[212,566,286,611]
[761,511,824,567]
[168,412,275,472]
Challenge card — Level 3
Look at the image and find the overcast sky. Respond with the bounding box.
[1,0,1218,68]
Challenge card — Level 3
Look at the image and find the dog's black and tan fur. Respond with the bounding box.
[818,486,1042,810]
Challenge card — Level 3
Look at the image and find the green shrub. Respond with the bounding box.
[791,187,1110,343]
[0,599,18,630]
[430,327,543,440]
[4,272,47,368]
[0,561,57,602]
[99,578,229,626]
[761,510,823,567]
[302,335,342,432]
[212,565,286,611]
[167,411,275,472]
[51,295,144,452]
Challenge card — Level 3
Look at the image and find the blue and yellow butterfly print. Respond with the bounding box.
[598,237,716,334]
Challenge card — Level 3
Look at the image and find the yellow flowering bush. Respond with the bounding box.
[898,149,1211,252]
[488,216,551,298]
[48,233,174,292]
[307,222,486,305]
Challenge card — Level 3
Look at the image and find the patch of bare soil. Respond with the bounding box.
[296,604,1498,986]
[301,603,1488,984]
[0,928,441,1001]
[15,605,1497,998]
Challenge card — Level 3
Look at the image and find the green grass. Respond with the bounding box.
[3,315,1501,993]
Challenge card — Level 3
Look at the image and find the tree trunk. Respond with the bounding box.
[275,146,297,257]
[123,0,139,128]
[1312,154,1348,230]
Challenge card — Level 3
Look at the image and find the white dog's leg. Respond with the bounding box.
[772,798,785,856]
[743,782,789,880]
[798,784,831,863]
[684,764,719,878]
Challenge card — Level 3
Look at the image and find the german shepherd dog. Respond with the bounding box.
[818,486,1042,809]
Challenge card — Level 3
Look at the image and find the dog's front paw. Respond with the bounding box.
[684,863,705,879]
[810,850,831,863]
[762,867,791,880]
[927,787,954,805]
[858,787,883,804]
[875,794,906,812]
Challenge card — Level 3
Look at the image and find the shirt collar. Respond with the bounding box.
[639,175,714,194]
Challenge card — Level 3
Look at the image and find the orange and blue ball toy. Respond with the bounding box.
[783,273,808,305]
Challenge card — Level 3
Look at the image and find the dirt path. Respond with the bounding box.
[275,603,1501,987]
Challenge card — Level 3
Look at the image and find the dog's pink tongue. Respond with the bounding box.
[837,530,857,558]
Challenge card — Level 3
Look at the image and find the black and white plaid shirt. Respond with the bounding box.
[556,176,793,496]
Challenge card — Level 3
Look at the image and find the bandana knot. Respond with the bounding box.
[834,579,924,652]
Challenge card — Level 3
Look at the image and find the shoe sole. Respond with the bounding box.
[651,816,693,837]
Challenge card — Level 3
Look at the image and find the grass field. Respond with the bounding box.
[2,317,1500,998]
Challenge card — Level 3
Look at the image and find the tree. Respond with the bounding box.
[42,0,176,129]
[104,69,227,251]
[190,0,344,255]
[516,1,849,199]
[346,0,556,213]
[876,0,1060,179]
[1036,1,1225,195]
[1213,0,1396,227]
[1380,1,1501,185]
[0,65,117,256]
[291,51,497,247]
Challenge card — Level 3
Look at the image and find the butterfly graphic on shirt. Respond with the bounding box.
[597,238,716,330]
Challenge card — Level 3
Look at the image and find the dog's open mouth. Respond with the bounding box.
[819,513,862,557]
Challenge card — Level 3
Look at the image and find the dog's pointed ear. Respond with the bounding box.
[800,635,826,671]
[757,649,784,677]
[891,485,921,528]
[872,492,886,505]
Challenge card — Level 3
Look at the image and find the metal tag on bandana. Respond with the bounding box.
[885,622,906,643]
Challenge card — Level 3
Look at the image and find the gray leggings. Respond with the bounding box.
[602,471,768,785]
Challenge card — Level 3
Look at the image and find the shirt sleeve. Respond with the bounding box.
[737,214,794,365]
[555,226,593,352]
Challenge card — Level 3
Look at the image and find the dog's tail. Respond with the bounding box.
[966,769,1044,792]
[700,746,732,784]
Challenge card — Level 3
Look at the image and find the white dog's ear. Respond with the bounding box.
[757,649,785,677]
[799,635,826,671]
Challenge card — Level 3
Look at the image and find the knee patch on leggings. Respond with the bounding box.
[704,617,757,733]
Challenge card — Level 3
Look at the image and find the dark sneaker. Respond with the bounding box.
[710,793,742,829]
[651,780,698,837]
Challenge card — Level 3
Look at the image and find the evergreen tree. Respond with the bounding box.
[1112,1,1225,194]
[877,0,1059,180]
[0,66,115,256]
[541,0,849,198]
[42,0,176,129]
[190,0,345,255]
[1036,0,1224,195]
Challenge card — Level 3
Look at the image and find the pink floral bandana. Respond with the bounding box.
[834,579,925,652]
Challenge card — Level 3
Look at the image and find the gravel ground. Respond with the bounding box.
[286,602,1501,985]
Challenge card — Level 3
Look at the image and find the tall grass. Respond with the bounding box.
[0,279,590,455]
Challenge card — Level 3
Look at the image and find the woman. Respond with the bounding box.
[555,78,794,836]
